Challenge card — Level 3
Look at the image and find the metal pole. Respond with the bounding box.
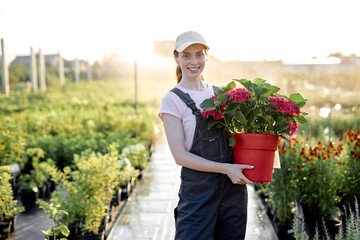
[134,61,138,114]
[87,59,92,81]
[58,51,65,85]
[38,48,46,90]
[75,55,80,83]
[30,47,38,93]
[1,38,10,96]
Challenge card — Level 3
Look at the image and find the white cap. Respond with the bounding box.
[174,31,209,52]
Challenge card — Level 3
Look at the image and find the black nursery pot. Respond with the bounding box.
[120,183,131,201]
[9,216,16,233]
[49,180,56,193]
[19,189,38,211]
[82,231,105,240]
[0,220,12,239]
[301,202,341,239]
[38,184,47,199]
[111,188,122,207]
[137,169,144,180]
[274,222,295,240]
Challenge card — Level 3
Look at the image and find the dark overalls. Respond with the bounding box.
[170,87,248,240]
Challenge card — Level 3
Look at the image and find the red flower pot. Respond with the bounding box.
[232,133,278,182]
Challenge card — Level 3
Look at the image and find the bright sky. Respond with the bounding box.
[0,0,359,64]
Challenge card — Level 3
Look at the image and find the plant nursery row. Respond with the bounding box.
[0,80,159,239]
[257,130,360,240]
[1,79,359,240]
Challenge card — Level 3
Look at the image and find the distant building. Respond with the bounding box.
[11,55,89,72]
[11,54,60,66]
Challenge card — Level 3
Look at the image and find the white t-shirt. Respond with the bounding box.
[158,83,216,151]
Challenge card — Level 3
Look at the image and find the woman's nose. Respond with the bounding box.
[190,57,198,64]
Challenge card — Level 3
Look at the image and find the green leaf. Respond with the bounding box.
[59,224,70,236]
[229,135,236,147]
[246,111,256,126]
[224,102,238,116]
[216,93,228,105]
[267,85,280,96]
[280,135,290,148]
[206,120,221,130]
[234,79,251,91]
[253,78,267,85]
[200,98,215,110]
[294,116,308,125]
[290,93,307,107]
[234,110,246,125]
[225,81,236,91]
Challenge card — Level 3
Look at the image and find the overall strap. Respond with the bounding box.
[170,86,220,116]
[170,87,201,115]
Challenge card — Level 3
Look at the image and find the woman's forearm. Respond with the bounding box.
[171,147,229,174]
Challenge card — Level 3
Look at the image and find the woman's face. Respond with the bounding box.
[176,44,207,80]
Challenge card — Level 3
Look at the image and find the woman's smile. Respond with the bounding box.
[188,66,201,73]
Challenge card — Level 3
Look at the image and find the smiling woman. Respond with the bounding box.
[159,31,252,240]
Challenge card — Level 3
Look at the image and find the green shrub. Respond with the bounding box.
[49,144,120,235]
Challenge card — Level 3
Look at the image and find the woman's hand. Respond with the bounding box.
[224,163,254,185]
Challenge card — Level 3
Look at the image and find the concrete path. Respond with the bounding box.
[107,133,278,240]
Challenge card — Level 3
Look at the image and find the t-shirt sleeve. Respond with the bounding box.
[158,92,183,120]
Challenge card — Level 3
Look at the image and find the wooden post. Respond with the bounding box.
[87,59,92,81]
[58,51,65,85]
[38,49,46,90]
[1,38,10,96]
[74,56,80,83]
[134,61,138,114]
[30,47,38,93]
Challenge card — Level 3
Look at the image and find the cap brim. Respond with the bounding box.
[175,41,209,52]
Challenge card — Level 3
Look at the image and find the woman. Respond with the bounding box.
[159,31,253,240]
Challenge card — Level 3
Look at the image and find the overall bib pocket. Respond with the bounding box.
[198,129,226,160]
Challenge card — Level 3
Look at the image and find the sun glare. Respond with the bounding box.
[1,0,359,64]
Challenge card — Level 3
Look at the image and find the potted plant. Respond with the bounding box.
[0,166,24,238]
[293,139,343,238]
[48,144,120,239]
[114,158,137,204]
[18,148,56,209]
[18,172,39,211]
[121,143,150,172]
[338,130,360,208]
[200,78,308,182]
[36,199,69,240]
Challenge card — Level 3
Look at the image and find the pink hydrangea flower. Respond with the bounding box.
[201,109,224,120]
[288,121,298,136]
[225,88,252,102]
[201,96,226,120]
[268,97,300,117]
